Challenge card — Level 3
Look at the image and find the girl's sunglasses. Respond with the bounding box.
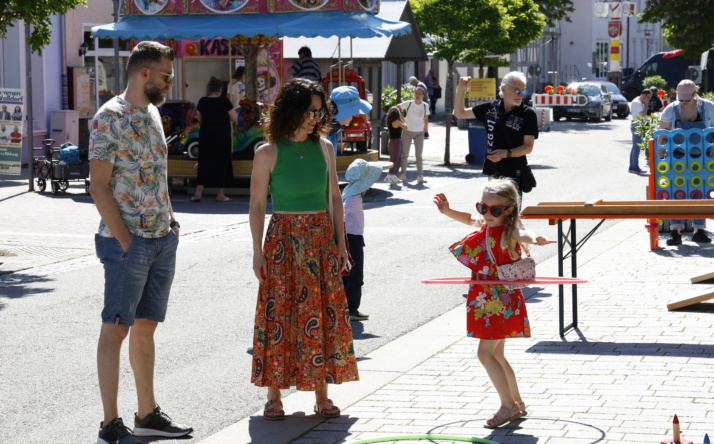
[307,108,327,120]
[476,202,510,217]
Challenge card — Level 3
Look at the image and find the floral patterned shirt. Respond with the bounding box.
[89,96,171,238]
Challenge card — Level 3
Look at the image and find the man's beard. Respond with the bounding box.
[144,80,167,107]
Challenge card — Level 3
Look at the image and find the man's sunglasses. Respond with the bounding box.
[308,108,327,120]
[476,202,511,217]
[509,85,528,96]
[680,95,696,103]
[148,67,174,84]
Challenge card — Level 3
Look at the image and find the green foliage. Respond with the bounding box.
[534,0,574,26]
[633,114,659,157]
[0,0,87,53]
[643,76,667,90]
[380,84,414,113]
[413,0,545,71]
[640,0,714,59]
[701,91,714,102]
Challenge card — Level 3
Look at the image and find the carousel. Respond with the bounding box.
[91,0,411,190]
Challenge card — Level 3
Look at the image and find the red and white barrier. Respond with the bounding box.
[533,94,576,106]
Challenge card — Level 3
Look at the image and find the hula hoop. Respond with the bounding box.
[421,277,588,285]
[349,435,500,444]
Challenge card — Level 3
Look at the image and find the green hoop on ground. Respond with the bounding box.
[349,435,500,444]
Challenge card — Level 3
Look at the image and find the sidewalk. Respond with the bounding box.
[200,218,714,444]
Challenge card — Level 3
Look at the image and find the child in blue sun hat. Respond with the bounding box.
[342,158,383,321]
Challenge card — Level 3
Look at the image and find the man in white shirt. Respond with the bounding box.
[628,89,652,174]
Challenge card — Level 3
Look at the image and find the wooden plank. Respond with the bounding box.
[667,289,714,310]
[534,200,714,207]
[691,270,714,283]
[521,204,714,217]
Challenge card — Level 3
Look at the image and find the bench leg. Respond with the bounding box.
[647,219,659,250]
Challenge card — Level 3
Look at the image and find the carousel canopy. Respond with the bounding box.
[91,11,411,40]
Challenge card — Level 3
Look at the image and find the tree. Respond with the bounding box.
[534,0,574,26]
[1,0,87,53]
[640,0,714,59]
[412,0,545,165]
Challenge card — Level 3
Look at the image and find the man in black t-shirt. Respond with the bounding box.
[453,71,539,195]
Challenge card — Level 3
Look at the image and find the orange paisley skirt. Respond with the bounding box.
[251,213,359,390]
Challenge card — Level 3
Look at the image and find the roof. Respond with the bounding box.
[282,0,427,62]
[91,10,412,40]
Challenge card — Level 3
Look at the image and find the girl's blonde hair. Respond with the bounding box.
[482,178,526,259]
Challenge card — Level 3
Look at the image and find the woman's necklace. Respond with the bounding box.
[285,138,310,159]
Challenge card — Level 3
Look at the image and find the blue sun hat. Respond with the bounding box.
[342,158,382,198]
[330,86,372,121]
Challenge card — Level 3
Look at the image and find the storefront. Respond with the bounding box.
[91,0,410,183]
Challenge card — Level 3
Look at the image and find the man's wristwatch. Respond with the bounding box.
[170,221,180,229]
[506,149,512,158]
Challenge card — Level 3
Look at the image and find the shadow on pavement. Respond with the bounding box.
[0,272,55,311]
[527,340,714,358]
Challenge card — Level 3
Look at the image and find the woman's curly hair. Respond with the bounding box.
[264,78,331,143]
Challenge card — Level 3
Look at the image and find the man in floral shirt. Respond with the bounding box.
[88,41,192,444]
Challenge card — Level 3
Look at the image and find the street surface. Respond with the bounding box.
[0,116,648,443]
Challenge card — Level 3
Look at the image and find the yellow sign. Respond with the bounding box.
[469,78,497,98]
[610,39,620,61]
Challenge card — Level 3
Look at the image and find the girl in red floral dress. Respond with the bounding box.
[434,178,553,429]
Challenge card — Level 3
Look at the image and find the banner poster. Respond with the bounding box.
[469,78,496,99]
[0,88,24,175]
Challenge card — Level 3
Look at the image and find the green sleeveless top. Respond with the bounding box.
[269,139,328,212]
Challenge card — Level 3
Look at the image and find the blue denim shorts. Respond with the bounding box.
[95,231,178,326]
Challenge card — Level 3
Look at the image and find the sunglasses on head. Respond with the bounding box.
[476,202,511,217]
[307,108,327,120]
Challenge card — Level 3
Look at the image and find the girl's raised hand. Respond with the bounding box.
[534,235,556,246]
[433,193,450,213]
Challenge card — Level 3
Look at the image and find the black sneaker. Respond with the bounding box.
[133,405,193,438]
[97,417,141,444]
[349,310,369,321]
[666,230,682,246]
[692,230,711,243]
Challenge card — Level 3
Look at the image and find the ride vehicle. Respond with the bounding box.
[167,99,264,159]
[552,82,613,122]
[587,80,629,118]
[322,67,372,151]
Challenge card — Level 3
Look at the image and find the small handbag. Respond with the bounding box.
[484,226,535,290]
[319,138,355,276]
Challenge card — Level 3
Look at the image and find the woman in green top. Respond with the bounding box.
[249,78,358,421]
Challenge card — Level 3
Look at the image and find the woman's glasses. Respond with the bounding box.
[476,202,510,217]
[308,108,327,120]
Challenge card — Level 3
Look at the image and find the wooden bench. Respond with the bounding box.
[520,200,714,335]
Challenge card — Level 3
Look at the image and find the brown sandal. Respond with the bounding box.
[263,399,285,421]
[314,399,340,418]
[509,402,528,421]
[484,403,522,429]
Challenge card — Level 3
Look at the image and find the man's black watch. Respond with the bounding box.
[170,221,180,229]
[507,149,512,158]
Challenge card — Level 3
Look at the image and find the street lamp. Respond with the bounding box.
[644,30,652,59]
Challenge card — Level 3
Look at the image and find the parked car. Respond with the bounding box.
[552,82,613,123]
[587,80,629,119]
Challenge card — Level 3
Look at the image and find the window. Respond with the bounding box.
[82,28,131,108]
[595,42,609,78]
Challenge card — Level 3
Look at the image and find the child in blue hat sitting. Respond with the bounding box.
[342,158,383,321]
